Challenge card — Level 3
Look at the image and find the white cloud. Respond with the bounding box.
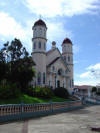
[0,12,26,39]
[23,0,100,17]
[80,71,92,78]
[0,12,35,52]
[46,21,72,50]
[77,63,100,85]
[74,80,97,86]
[87,63,100,70]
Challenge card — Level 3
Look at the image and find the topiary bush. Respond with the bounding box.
[54,87,69,99]
[33,86,54,99]
[0,83,20,99]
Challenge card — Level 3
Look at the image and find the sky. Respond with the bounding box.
[0,0,100,86]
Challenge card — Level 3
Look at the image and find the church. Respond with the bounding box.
[32,19,74,92]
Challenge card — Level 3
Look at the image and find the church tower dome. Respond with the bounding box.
[62,37,73,55]
[32,19,47,86]
[33,19,47,28]
[62,38,72,45]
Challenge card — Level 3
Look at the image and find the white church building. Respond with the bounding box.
[32,19,74,91]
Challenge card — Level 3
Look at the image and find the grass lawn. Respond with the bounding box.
[0,94,72,105]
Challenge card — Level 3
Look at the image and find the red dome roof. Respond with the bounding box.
[34,19,47,28]
[62,38,72,44]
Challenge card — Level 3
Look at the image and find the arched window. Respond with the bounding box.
[39,28,42,35]
[64,56,66,61]
[52,66,55,72]
[39,41,41,49]
[37,72,41,85]
[34,28,37,37]
[44,43,46,50]
[43,72,45,84]
[34,42,36,49]
[44,29,46,36]
[58,68,62,75]
[68,56,70,62]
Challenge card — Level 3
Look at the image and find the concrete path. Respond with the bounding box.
[0,105,100,133]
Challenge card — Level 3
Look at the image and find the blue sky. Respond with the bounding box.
[0,0,100,86]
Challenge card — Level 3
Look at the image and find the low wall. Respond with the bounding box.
[85,97,100,105]
[0,100,82,123]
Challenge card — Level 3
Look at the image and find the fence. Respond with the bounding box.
[84,96,100,105]
[0,100,82,123]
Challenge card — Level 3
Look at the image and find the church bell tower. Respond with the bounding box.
[62,38,74,90]
[32,19,47,86]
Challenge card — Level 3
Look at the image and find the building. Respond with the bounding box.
[74,85,93,97]
[31,19,74,92]
[96,85,100,93]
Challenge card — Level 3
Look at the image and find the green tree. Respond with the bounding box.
[0,38,35,92]
[0,42,9,82]
[92,87,97,93]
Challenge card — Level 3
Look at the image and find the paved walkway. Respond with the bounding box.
[0,105,100,133]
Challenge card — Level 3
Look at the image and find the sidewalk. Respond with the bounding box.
[0,105,100,133]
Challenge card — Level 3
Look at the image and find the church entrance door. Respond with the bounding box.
[57,80,60,88]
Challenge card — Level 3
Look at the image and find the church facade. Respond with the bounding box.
[32,19,74,92]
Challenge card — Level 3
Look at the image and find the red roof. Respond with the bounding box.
[34,19,47,28]
[62,38,72,45]
[74,85,93,90]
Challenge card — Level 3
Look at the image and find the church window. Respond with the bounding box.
[58,68,62,75]
[44,43,46,50]
[52,66,55,71]
[68,56,70,62]
[43,72,45,84]
[34,42,36,49]
[39,28,42,35]
[39,41,41,49]
[37,72,41,85]
[64,56,66,61]
[72,79,74,88]
[44,29,46,36]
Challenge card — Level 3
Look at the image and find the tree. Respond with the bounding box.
[0,42,9,82]
[92,87,97,93]
[0,38,35,92]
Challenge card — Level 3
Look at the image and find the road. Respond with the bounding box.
[0,105,100,133]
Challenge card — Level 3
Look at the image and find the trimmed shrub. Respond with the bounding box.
[33,86,54,99]
[54,87,69,99]
[0,83,20,99]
